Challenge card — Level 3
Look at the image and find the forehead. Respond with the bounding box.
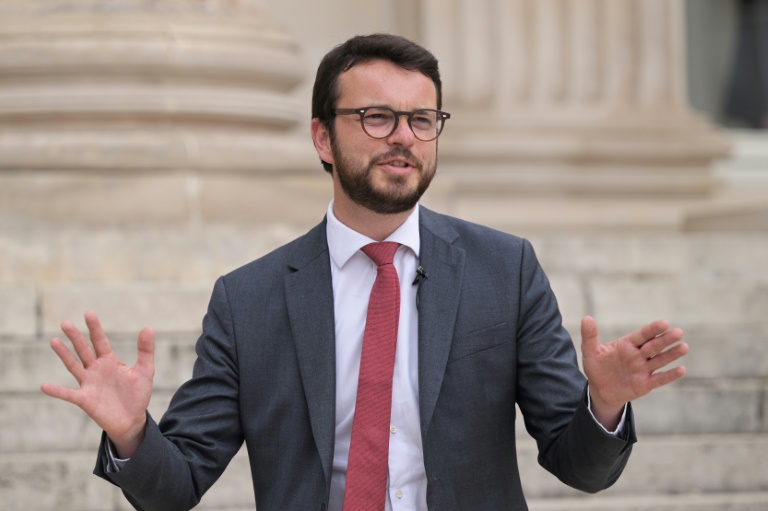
[336,59,437,109]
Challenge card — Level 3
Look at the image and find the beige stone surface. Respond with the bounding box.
[545,275,586,331]
[590,278,768,329]
[516,434,768,497]
[0,225,307,285]
[200,174,332,225]
[0,172,190,225]
[0,452,120,511]
[0,336,194,392]
[0,285,37,337]
[0,392,173,453]
[0,129,319,173]
[528,493,768,511]
[631,381,766,434]
[40,283,211,335]
[533,235,687,277]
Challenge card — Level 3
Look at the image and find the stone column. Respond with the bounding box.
[0,0,326,229]
[412,0,731,232]
[0,3,322,508]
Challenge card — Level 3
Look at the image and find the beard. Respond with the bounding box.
[330,137,437,215]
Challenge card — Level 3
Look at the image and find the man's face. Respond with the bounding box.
[319,60,439,215]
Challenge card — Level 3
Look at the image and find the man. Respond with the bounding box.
[41,34,688,510]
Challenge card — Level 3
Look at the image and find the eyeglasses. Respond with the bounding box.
[333,106,451,142]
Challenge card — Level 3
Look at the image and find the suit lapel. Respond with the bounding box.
[417,208,465,437]
[284,220,336,488]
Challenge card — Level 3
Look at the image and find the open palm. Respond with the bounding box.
[41,311,154,456]
[581,316,688,421]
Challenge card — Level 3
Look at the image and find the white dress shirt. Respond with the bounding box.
[326,201,426,511]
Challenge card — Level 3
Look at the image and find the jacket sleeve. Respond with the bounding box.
[93,276,244,510]
[514,238,636,493]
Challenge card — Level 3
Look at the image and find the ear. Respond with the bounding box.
[311,118,334,167]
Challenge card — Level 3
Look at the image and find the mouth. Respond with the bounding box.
[377,157,419,174]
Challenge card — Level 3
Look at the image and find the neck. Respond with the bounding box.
[332,197,414,242]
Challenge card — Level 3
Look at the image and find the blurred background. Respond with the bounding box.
[0,0,766,509]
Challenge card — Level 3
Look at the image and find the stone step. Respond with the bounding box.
[2,228,767,286]
[558,322,768,381]
[516,434,768,498]
[5,373,767,456]
[628,378,768,434]
[5,322,767,388]
[3,435,768,510]
[3,280,768,375]
[516,376,768,436]
[587,277,768,331]
[3,334,767,444]
[0,224,308,286]
[0,392,175,453]
[0,450,255,511]
[528,492,768,511]
[549,273,768,335]
[714,129,768,191]
[0,169,331,228]
[0,336,197,394]
[3,274,767,339]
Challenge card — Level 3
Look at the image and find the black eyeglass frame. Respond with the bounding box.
[333,106,451,142]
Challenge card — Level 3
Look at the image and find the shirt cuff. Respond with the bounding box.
[104,436,130,473]
[586,385,628,436]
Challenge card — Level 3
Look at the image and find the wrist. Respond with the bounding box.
[108,415,147,459]
[589,391,624,431]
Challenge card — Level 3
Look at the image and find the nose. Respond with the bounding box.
[386,114,417,146]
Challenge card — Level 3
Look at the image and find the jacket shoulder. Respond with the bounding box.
[221,219,328,285]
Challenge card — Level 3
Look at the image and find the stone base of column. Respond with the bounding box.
[430,111,733,233]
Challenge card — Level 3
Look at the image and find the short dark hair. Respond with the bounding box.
[312,33,442,172]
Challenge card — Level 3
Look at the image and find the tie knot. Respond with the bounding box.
[361,242,400,267]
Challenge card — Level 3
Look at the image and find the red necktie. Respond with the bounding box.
[343,242,401,511]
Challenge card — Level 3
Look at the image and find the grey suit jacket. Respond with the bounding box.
[96,207,635,510]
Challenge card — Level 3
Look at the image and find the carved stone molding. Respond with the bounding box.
[0,0,315,172]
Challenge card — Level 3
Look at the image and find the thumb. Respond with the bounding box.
[136,327,155,377]
[580,316,600,356]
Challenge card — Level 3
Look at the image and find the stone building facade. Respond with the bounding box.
[1,1,767,509]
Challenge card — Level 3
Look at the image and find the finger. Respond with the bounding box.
[40,382,83,407]
[627,319,671,347]
[61,320,96,367]
[648,365,687,390]
[49,337,86,383]
[640,328,685,359]
[84,311,113,358]
[580,316,600,356]
[136,327,155,375]
[648,342,689,373]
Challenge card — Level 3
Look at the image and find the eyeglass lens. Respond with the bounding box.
[361,107,443,141]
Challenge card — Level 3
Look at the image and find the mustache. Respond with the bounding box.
[373,148,421,170]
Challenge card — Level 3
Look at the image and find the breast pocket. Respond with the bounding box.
[447,321,511,363]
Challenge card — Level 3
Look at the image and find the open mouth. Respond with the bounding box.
[378,157,418,172]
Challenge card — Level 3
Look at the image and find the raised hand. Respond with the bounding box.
[40,311,155,458]
[580,316,689,430]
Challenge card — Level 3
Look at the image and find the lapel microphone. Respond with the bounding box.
[412,265,427,310]
[412,266,428,286]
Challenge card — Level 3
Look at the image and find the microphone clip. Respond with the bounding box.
[412,266,428,286]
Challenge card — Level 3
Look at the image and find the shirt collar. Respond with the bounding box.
[326,200,421,270]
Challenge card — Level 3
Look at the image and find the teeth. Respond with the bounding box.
[390,161,408,167]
